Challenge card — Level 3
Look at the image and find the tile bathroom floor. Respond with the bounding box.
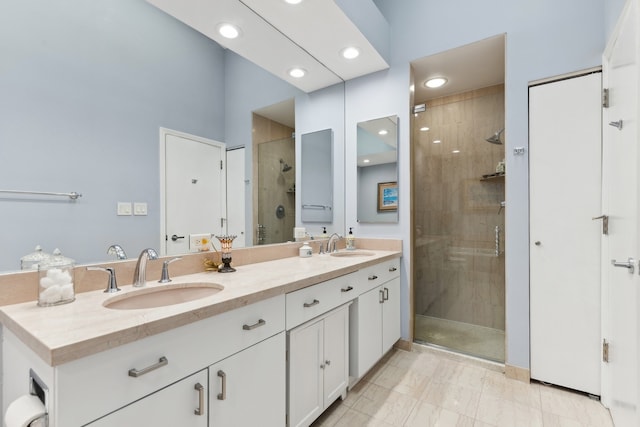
[312,346,614,427]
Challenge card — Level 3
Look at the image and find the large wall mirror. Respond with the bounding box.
[1,1,345,272]
[357,115,398,223]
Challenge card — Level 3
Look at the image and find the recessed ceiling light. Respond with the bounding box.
[425,77,447,88]
[218,23,240,39]
[433,140,441,144]
[284,0,303,4]
[420,127,430,132]
[288,68,306,78]
[409,84,415,92]
[452,149,460,154]
[363,159,370,163]
[341,47,360,59]
[378,129,388,136]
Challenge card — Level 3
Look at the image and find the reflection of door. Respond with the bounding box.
[226,147,246,248]
[529,72,602,395]
[602,1,638,424]
[161,129,226,255]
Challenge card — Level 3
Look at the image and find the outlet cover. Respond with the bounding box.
[133,202,148,216]
[189,233,211,252]
[117,202,132,216]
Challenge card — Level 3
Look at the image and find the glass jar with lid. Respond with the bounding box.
[20,245,51,270]
[38,248,75,307]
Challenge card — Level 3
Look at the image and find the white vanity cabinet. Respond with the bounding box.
[350,259,401,380]
[86,369,208,426]
[209,332,285,427]
[2,294,285,427]
[287,304,349,427]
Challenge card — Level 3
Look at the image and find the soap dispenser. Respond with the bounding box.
[299,242,312,258]
[346,227,356,250]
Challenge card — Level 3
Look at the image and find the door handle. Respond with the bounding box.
[592,215,609,235]
[611,258,635,274]
[171,234,185,242]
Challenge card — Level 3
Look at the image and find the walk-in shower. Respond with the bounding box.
[412,84,506,363]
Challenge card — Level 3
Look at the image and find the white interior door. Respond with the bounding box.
[226,147,246,248]
[602,0,639,424]
[529,71,602,395]
[161,129,226,255]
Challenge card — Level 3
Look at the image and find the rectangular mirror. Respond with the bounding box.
[357,115,398,223]
[301,129,333,223]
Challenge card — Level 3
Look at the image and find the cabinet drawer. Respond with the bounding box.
[286,275,354,330]
[56,294,285,426]
[357,258,400,294]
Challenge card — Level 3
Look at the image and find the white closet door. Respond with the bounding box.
[529,72,602,395]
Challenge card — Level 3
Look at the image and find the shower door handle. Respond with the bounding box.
[494,226,501,257]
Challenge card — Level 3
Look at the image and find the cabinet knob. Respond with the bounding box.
[325,360,331,366]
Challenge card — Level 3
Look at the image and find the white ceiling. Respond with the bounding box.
[146,0,389,93]
[412,35,505,103]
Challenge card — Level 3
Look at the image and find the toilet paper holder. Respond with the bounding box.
[29,369,49,425]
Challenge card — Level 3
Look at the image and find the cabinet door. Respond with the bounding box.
[209,332,285,427]
[382,277,401,353]
[355,286,384,378]
[86,370,208,426]
[288,320,324,427]
[322,307,349,406]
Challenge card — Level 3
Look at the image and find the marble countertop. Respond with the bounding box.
[0,249,400,366]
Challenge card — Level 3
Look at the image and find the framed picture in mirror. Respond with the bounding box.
[377,182,398,211]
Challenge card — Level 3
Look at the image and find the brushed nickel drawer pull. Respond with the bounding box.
[128,356,168,377]
[243,319,266,330]
[217,370,227,400]
[389,267,397,272]
[368,275,378,281]
[341,286,354,293]
[379,289,384,304]
[304,299,320,308]
[194,382,205,416]
[383,287,389,301]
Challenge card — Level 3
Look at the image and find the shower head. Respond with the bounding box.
[485,128,505,145]
[280,159,292,172]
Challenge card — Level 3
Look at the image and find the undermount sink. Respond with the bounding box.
[103,282,224,310]
[329,250,375,258]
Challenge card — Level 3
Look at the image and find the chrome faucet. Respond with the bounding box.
[326,233,342,253]
[133,248,159,287]
[159,257,181,283]
[107,244,127,260]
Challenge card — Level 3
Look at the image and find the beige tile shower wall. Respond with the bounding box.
[414,85,505,330]
[252,114,295,244]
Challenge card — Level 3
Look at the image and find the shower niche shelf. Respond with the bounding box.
[480,172,505,181]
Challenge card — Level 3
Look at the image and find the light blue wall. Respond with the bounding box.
[356,0,609,369]
[0,0,225,270]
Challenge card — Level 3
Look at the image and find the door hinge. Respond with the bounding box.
[220,160,223,170]
[602,338,609,363]
[602,88,609,108]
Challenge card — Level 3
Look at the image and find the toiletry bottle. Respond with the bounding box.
[321,226,328,238]
[346,227,356,250]
[299,242,312,258]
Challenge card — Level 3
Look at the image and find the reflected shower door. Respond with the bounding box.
[257,137,295,245]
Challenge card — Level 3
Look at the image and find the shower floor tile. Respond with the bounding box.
[414,315,505,362]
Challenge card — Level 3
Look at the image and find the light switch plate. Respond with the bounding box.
[133,202,148,216]
[117,202,132,216]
